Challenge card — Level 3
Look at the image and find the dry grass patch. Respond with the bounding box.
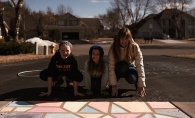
[166,54,195,60]
[0,54,53,63]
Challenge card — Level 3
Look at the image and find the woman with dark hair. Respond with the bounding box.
[84,45,109,95]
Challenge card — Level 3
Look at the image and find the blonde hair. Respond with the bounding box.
[112,28,136,62]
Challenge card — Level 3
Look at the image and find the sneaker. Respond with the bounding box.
[53,76,64,87]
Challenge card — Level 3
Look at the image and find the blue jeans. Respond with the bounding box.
[115,61,138,84]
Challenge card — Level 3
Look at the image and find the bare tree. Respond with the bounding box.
[57,4,73,16]
[188,7,195,17]
[110,0,129,27]
[46,6,56,25]
[98,8,122,36]
[21,1,31,41]
[0,8,9,41]
[155,0,193,38]
[11,0,23,42]
[111,0,156,38]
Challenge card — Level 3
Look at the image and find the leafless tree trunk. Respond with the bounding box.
[11,0,23,42]
[117,0,155,38]
[98,8,122,36]
[0,8,9,42]
[110,0,129,27]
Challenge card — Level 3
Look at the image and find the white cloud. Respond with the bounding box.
[157,2,190,10]
[91,0,98,3]
[90,0,109,3]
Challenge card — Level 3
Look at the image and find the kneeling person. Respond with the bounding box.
[39,41,84,97]
[84,45,109,95]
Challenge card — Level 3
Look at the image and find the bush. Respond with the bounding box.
[0,41,34,55]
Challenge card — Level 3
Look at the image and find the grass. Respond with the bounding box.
[0,54,54,63]
[166,54,195,60]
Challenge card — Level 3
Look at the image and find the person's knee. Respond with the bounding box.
[73,70,83,82]
[39,69,48,81]
[125,68,138,84]
[125,74,137,84]
[115,61,129,78]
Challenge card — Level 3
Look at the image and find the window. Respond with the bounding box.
[163,20,166,26]
[64,21,67,26]
[169,20,171,26]
[69,20,78,26]
[180,20,185,28]
[58,20,64,26]
[191,29,194,35]
[188,20,194,25]
[191,20,194,25]
[149,19,153,29]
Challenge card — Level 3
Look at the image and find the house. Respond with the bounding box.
[136,9,195,38]
[45,13,104,40]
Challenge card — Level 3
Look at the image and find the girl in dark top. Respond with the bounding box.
[39,41,84,97]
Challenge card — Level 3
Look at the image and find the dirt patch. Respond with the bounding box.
[166,54,195,60]
[0,54,54,64]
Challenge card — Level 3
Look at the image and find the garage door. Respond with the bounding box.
[62,32,79,40]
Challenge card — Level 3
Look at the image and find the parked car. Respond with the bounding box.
[156,33,170,39]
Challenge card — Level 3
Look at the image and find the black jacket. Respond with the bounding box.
[47,52,79,78]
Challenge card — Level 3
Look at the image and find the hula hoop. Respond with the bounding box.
[17,70,41,77]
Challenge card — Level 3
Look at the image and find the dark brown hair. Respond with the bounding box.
[87,50,106,75]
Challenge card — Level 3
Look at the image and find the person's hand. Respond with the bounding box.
[39,91,51,97]
[111,86,118,96]
[101,89,109,95]
[136,87,146,97]
[86,89,93,95]
[74,92,85,97]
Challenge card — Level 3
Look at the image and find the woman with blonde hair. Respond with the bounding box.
[108,28,146,97]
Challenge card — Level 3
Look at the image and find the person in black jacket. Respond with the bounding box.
[39,41,84,97]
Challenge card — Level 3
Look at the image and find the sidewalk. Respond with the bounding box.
[153,39,188,44]
[0,101,192,118]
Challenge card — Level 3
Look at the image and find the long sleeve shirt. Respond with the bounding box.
[84,60,108,91]
[108,42,146,88]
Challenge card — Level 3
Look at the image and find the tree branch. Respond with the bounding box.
[11,0,17,6]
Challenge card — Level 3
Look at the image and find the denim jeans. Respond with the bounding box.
[115,61,138,84]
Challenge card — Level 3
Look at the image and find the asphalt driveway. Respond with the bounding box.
[0,42,195,102]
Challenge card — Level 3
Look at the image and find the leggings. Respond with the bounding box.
[115,61,138,84]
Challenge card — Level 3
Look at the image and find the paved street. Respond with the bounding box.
[0,40,195,117]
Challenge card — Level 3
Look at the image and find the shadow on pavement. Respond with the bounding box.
[0,86,136,101]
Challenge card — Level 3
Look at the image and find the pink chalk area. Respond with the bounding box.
[88,102,109,113]
[112,114,140,118]
[28,107,66,113]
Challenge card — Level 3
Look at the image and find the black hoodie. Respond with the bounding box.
[47,52,79,78]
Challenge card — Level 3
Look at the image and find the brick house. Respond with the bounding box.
[45,13,104,40]
[136,9,195,38]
